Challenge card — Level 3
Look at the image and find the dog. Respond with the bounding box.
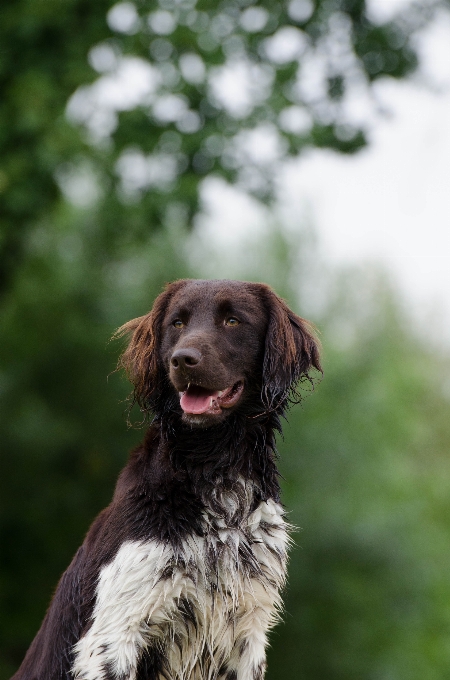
[12,279,321,680]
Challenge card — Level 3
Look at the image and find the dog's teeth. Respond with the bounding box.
[218,391,224,397]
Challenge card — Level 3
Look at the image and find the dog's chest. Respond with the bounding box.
[72,490,289,680]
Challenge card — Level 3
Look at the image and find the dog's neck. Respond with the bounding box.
[150,407,282,508]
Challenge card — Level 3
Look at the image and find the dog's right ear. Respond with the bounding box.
[113,280,187,412]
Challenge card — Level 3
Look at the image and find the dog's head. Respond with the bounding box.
[116,279,321,427]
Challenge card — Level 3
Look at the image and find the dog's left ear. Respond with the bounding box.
[114,280,187,411]
[259,286,322,408]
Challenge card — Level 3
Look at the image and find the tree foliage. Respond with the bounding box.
[0,0,435,294]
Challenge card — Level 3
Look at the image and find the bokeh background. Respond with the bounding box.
[2,0,450,677]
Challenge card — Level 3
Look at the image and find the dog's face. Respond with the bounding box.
[116,279,321,428]
[159,280,268,426]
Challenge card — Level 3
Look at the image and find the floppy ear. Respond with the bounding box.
[261,287,322,408]
[113,280,187,412]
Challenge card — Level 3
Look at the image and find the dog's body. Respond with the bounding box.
[13,280,320,680]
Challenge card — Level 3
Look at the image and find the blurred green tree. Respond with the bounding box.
[0,0,435,293]
[270,267,450,680]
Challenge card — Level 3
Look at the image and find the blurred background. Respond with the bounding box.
[1,0,450,677]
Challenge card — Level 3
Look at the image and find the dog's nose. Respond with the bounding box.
[171,348,202,370]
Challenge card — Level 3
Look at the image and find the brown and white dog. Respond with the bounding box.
[13,279,321,680]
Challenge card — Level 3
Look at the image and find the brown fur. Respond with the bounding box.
[115,279,321,420]
[12,278,321,680]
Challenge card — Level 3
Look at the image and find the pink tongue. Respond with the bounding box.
[180,386,219,414]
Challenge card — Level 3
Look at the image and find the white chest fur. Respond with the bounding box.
[72,496,289,680]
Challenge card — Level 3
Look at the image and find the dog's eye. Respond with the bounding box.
[173,319,184,329]
[225,317,240,327]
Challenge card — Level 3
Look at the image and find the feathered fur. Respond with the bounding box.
[12,279,321,680]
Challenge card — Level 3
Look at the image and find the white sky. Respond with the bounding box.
[198,9,450,342]
[281,81,450,324]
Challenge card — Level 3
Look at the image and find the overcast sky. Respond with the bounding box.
[198,6,450,342]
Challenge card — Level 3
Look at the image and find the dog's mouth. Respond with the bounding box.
[179,381,244,415]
